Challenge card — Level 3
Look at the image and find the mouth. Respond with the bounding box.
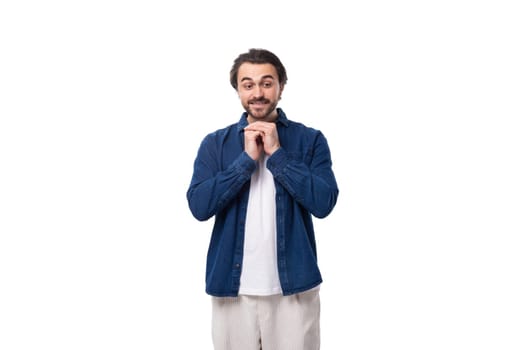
[249,99,269,106]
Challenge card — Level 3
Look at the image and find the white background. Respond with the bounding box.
[1,1,524,349]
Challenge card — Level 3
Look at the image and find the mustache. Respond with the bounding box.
[248,98,269,104]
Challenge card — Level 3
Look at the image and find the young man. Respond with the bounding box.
[187,48,339,350]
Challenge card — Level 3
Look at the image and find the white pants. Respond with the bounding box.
[211,287,320,350]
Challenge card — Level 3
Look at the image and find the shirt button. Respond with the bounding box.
[235,263,241,268]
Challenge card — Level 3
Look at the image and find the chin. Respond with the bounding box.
[248,109,269,119]
[244,102,278,121]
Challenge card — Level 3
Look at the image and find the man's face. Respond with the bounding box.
[237,63,283,123]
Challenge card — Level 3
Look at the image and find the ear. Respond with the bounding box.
[278,83,285,100]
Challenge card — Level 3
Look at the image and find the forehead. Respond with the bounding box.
[238,63,278,82]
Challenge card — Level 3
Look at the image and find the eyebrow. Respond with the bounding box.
[240,75,275,83]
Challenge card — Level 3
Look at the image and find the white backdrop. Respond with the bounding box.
[1,1,524,349]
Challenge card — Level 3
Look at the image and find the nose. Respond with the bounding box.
[253,85,263,98]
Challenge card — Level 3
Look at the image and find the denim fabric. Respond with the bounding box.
[187,109,339,296]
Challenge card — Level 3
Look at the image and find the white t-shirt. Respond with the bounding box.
[238,155,282,296]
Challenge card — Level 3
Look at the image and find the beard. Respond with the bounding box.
[243,98,279,122]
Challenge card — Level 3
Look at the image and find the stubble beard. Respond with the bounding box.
[244,99,279,122]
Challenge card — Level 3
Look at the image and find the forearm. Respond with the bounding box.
[187,151,255,221]
[267,142,339,218]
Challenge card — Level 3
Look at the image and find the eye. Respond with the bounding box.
[263,81,273,88]
[243,83,253,90]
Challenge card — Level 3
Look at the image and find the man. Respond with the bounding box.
[187,48,339,350]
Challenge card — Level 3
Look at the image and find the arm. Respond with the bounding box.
[267,131,339,218]
[187,135,256,221]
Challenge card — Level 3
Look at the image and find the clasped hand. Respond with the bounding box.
[244,121,280,160]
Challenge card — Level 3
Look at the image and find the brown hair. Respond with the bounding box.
[229,48,288,90]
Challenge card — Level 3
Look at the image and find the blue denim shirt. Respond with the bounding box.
[187,108,339,296]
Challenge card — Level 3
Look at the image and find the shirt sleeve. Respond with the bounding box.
[187,134,256,221]
[267,131,339,218]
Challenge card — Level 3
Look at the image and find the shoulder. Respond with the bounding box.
[278,109,322,135]
[285,119,324,138]
[203,122,239,141]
